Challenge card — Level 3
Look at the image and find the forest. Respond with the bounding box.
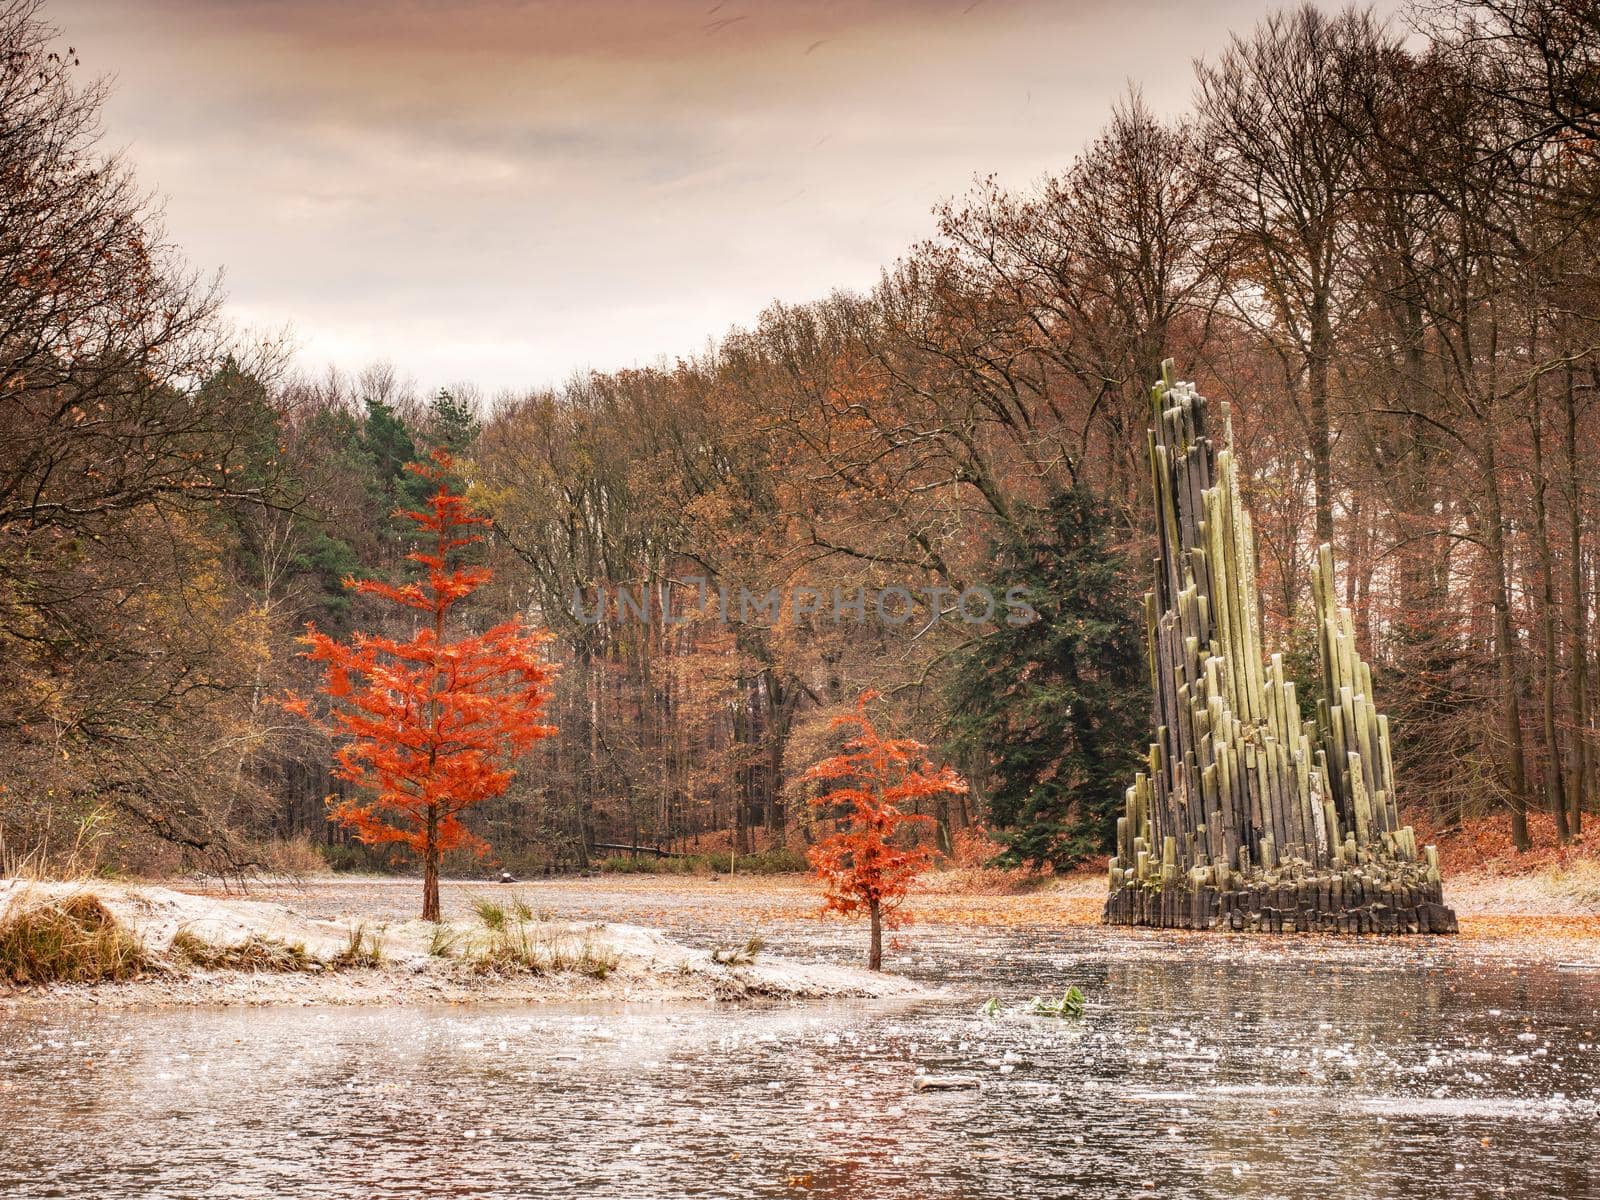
[3,0,1600,880]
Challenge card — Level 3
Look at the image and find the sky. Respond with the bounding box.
[54,0,1404,396]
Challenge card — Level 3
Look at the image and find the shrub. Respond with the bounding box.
[732,848,810,874]
[933,824,1053,895]
[320,843,389,874]
[594,848,809,876]
[595,854,656,874]
[251,836,329,878]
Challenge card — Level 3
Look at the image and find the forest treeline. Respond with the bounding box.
[3,0,1598,874]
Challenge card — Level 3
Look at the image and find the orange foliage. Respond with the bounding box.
[926,823,1062,895]
[284,453,557,919]
[945,823,1001,869]
[804,691,967,968]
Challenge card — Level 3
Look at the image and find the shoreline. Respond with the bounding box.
[5,869,1597,1011]
[0,879,930,1011]
[144,858,1600,916]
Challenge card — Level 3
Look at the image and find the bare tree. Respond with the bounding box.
[0,0,280,868]
[1198,4,1400,548]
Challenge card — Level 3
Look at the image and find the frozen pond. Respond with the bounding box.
[1,879,1597,1198]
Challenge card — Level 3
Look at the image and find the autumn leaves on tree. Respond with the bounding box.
[292,484,963,962]
[286,454,557,921]
[806,693,968,970]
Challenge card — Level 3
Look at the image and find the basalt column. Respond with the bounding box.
[1103,363,1456,935]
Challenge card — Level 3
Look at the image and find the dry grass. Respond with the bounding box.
[923,826,1060,896]
[1547,858,1600,909]
[468,906,619,978]
[1408,809,1600,915]
[331,922,386,968]
[428,922,463,958]
[170,929,313,973]
[0,807,114,881]
[248,835,330,878]
[710,935,765,965]
[927,864,1058,896]
[471,897,508,930]
[1415,808,1600,876]
[0,890,148,984]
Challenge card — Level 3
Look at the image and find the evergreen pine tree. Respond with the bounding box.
[360,397,433,560]
[947,486,1144,869]
[428,388,481,455]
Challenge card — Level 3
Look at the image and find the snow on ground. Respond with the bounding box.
[0,879,928,1009]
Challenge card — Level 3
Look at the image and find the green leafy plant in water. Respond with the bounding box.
[980,997,1003,1017]
[1027,986,1085,1018]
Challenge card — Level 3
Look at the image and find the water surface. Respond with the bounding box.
[1,881,1595,1199]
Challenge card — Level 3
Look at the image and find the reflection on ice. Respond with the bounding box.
[0,887,1596,1199]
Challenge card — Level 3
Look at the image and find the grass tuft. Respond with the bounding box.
[331,921,385,968]
[710,935,765,965]
[170,929,312,973]
[469,911,620,979]
[0,890,148,985]
[428,923,461,958]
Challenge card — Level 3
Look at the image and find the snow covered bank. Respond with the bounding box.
[0,880,928,1009]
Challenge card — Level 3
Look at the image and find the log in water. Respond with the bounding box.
[1104,362,1456,934]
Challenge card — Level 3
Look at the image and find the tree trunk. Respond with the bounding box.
[1482,438,1532,852]
[1307,316,1336,549]
[933,793,954,857]
[1529,373,1569,842]
[868,898,882,971]
[1564,361,1589,835]
[423,804,441,922]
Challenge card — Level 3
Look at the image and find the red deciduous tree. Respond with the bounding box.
[286,453,557,920]
[805,691,968,970]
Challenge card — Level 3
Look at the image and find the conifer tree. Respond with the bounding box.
[806,692,967,970]
[286,453,557,920]
[948,487,1144,869]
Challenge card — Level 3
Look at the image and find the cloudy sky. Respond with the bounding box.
[55,0,1402,395]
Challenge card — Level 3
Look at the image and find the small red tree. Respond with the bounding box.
[805,691,968,970]
[285,454,557,921]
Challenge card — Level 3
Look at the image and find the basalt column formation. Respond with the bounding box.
[1103,363,1456,934]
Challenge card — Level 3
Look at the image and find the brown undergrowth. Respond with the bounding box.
[917,826,1061,895]
[1413,808,1600,877]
